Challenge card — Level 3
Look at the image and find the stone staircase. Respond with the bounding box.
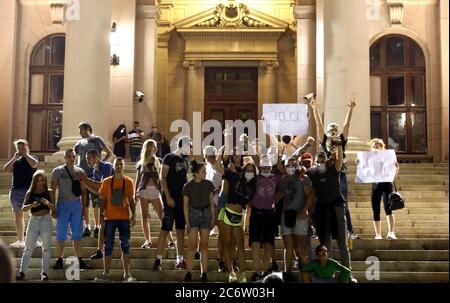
[0,161,448,283]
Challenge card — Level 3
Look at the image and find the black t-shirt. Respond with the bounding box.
[162,153,188,200]
[113,131,127,157]
[310,166,344,206]
[26,191,51,214]
[12,157,37,189]
[223,168,245,206]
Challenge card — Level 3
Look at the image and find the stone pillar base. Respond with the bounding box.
[44,136,80,163]
[345,136,370,162]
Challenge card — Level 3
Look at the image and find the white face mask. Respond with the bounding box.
[286,167,296,176]
[317,163,327,174]
[261,172,272,178]
[245,172,254,182]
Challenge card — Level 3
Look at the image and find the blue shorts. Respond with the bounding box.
[9,188,27,213]
[104,220,131,257]
[56,200,83,241]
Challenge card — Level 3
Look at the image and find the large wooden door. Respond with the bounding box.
[204,67,258,145]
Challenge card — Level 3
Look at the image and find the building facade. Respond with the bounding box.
[0,0,448,162]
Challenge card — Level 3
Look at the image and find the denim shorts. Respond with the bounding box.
[189,207,212,230]
[56,200,83,241]
[103,220,131,257]
[281,216,309,236]
[9,188,27,213]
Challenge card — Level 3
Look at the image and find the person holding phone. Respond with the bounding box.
[16,170,55,281]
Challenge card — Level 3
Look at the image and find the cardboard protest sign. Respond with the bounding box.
[355,150,397,183]
[263,104,309,136]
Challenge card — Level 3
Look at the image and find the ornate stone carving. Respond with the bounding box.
[196,3,268,28]
[260,60,279,72]
[50,3,65,25]
[388,2,404,26]
[182,60,202,70]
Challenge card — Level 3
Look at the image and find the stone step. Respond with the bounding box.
[347,190,447,198]
[349,185,448,191]
[12,269,450,283]
[7,246,449,261]
[15,258,449,273]
[0,217,446,229]
[0,223,447,235]
[3,236,448,250]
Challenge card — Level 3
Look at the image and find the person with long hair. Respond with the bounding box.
[365,138,399,240]
[112,124,128,158]
[16,170,55,281]
[135,139,174,249]
[217,136,248,282]
[182,160,216,282]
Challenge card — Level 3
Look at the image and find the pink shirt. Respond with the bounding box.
[249,174,282,210]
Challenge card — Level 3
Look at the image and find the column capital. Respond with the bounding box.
[183,60,202,70]
[137,5,161,20]
[260,60,279,72]
[294,5,316,19]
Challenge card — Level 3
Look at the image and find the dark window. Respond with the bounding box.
[370,35,427,154]
[28,34,65,152]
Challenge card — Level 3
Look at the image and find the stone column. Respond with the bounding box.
[49,0,111,161]
[135,4,160,132]
[260,60,279,103]
[321,0,371,152]
[440,0,449,162]
[0,0,17,158]
[183,60,202,133]
[295,4,317,151]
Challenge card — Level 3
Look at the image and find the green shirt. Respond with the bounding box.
[301,259,351,283]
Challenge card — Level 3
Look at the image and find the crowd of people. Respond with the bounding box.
[4,97,400,283]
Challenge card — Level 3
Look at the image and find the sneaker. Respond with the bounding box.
[79,258,91,270]
[141,240,152,249]
[209,226,219,237]
[175,259,187,270]
[93,228,99,239]
[228,272,238,283]
[53,258,63,270]
[94,273,110,282]
[16,272,26,281]
[374,234,382,240]
[195,251,200,260]
[36,241,42,248]
[349,233,360,240]
[200,272,208,283]
[217,260,226,272]
[168,241,176,249]
[9,240,25,248]
[123,273,137,282]
[83,228,91,237]
[238,272,247,283]
[40,272,49,281]
[153,259,162,271]
[184,272,192,282]
[250,272,261,282]
[90,250,103,260]
[294,259,300,270]
[232,261,239,272]
[387,232,397,240]
[350,276,358,283]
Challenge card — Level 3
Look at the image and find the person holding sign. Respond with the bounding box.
[308,96,358,240]
[309,145,355,282]
[362,139,399,240]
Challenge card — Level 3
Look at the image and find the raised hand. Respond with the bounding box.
[307,136,315,144]
[348,97,357,108]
